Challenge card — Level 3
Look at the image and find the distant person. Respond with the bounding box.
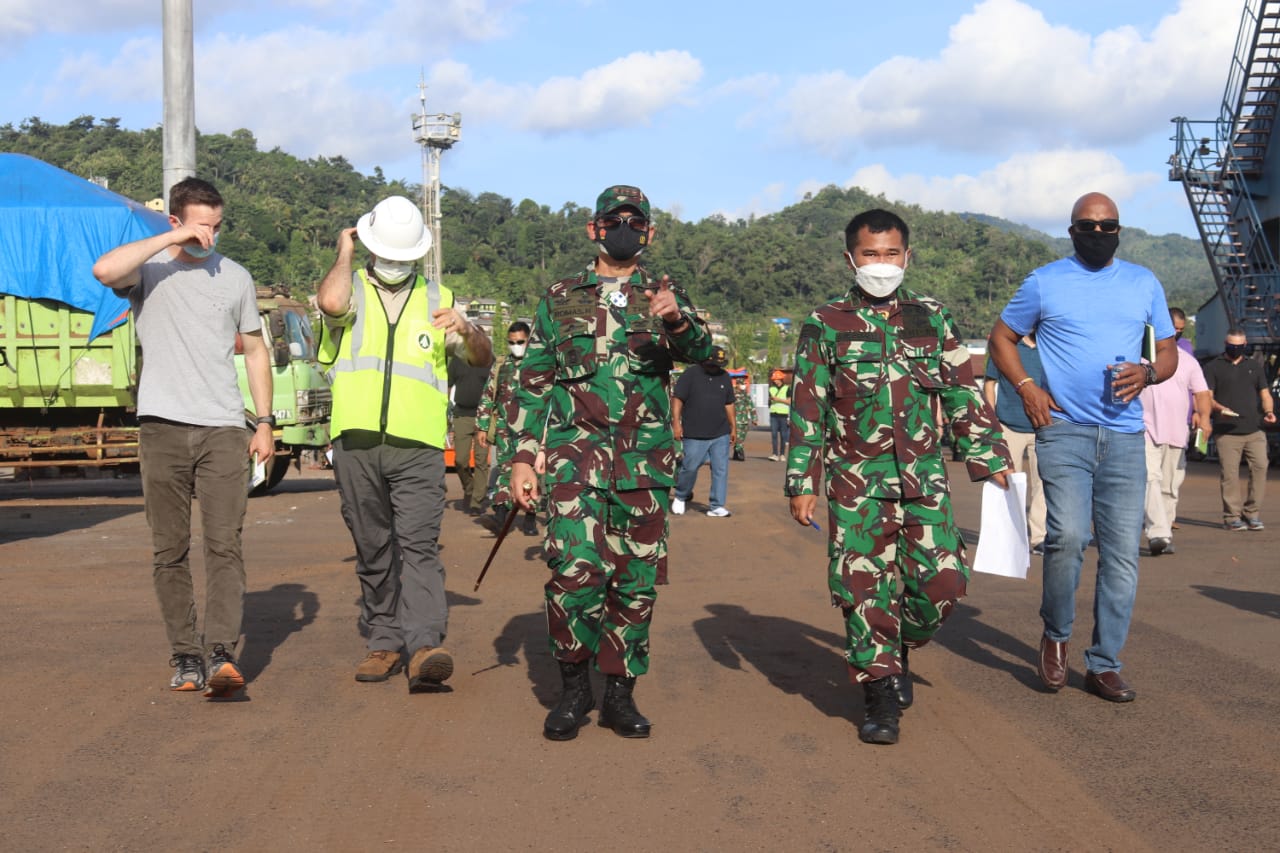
[787,208,1011,746]
[509,184,714,741]
[448,354,493,515]
[1171,306,1194,356]
[672,345,736,518]
[92,177,274,700]
[476,321,539,536]
[732,372,754,461]
[1139,313,1212,555]
[1203,328,1276,531]
[316,195,492,690]
[983,331,1047,554]
[989,191,1177,705]
[768,370,790,460]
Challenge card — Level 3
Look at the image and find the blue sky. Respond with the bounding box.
[0,0,1241,238]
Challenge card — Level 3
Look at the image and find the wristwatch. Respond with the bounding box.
[255,415,277,428]
[1142,363,1158,386]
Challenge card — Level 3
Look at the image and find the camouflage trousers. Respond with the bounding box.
[826,491,968,683]
[489,436,517,508]
[543,483,669,676]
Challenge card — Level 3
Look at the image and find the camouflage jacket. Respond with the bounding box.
[476,355,520,446]
[512,264,713,490]
[784,287,1011,500]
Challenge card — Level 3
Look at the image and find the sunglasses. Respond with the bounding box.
[596,214,650,232]
[1073,218,1120,233]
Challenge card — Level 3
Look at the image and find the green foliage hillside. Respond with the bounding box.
[2,117,1215,343]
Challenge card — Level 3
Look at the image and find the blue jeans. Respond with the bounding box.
[1036,420,1145,673]
[675,434,730,510]
[770,413,788,456]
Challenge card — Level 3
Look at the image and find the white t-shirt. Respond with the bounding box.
[128,249,260,427]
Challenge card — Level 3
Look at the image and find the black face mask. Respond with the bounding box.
[1225,343,1247,359]
[1072,231,1119,269]
[598,225,647,261]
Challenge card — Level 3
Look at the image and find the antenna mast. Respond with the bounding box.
[412,77,461,284]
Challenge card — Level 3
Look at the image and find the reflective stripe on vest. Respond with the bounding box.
[326,271,451,446]
[769,384,789,414]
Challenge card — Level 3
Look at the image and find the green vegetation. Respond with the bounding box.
[3,117,1216,357]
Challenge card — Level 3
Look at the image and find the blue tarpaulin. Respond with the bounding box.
[0,153,170,341]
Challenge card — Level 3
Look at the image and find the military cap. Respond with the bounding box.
[595,185,650,217]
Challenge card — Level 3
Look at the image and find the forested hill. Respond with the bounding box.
[3,117,1214,339]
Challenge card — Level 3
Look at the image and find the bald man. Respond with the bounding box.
[989,192,1179,704]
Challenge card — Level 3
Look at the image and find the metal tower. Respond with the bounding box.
[412,79,461,285]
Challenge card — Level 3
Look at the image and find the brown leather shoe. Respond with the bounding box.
[355,649,404,683]
[408,645,454,691]
[1037,634,1068,691]
[1085,670,1136,703]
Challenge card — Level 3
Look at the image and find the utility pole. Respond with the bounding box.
[161,0,196,213]
[412,78,461,284]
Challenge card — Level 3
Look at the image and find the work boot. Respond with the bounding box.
[858,678,901,745]
[599,675,651,738]
[407,645,453,692]
[543,660,595,741]
[890,644,913,710]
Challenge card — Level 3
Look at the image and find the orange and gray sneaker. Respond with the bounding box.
[203,644,245,699]
[169,654,206,692]
[407,646,454,692]
[355,649,405,683]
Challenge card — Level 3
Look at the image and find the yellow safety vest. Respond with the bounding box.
[319,271,451,447]
[769,384,789,415]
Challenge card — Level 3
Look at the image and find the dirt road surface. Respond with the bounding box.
[2,432,1277,852]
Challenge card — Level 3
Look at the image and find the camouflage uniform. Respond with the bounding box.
[476,355,520,508]
[733,379,754,460]
[512,265,712,676]
[785,286,1010,683]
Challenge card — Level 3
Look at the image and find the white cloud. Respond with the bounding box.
[776,0,1236,158]
[427,51,704,134]
[846,149,1159,229]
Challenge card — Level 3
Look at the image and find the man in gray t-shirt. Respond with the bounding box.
[94,177,273,700]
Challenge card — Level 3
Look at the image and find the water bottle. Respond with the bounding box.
[1109,355,1126,405]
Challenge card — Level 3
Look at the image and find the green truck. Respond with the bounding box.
[0,287,331,493]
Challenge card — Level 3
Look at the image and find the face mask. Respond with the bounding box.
[1225,343,1247,359]
[1072,231,1119,269]
[597,225,647,261]
[508,343,527,359]
[372,258,415,284]
[176,220,218,259]
[854,262,905,299]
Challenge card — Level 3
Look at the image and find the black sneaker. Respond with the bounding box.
[169,654,206,692]
[204,644,245,699]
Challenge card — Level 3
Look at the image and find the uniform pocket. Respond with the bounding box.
[832,339,883,398]
[902,341,942,390]
[554,334,597,382]
[626,329,672,375]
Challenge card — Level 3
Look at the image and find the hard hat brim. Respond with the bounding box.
[356,210,433,261]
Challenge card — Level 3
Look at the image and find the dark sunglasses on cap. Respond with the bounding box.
[596,214,650,232]
[1073,218,1121,233]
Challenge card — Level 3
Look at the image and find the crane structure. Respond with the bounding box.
[1170,0,1280,352]
[412,79,461,285]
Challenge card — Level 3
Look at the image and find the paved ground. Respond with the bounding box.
[1,432,1277,852]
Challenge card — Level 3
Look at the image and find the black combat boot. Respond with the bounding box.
[890,644,913,710]
[543,660,594,741]
[599,675,651,738]
[859,677,901,745]
[522,513,538,536]
[493,505,509,531]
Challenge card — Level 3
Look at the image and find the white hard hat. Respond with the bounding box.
[356,196,432,261]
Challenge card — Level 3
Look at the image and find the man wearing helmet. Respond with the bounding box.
[317,196,492,690]
[509,185,715,741]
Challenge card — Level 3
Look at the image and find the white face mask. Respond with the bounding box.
[508,343,527,359]
[853,261,905,299]
[372,258,415,284]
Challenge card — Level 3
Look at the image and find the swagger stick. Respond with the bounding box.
[473,482,533,591]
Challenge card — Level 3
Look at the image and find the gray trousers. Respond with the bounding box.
[332,441,448,654]
[139,421,250,657]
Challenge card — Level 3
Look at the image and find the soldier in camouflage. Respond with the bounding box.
[733,373,754,461]
[510,185,714,741]
[475,321,539,536]
[785,209,1011,746]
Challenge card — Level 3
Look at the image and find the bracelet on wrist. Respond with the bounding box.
[1014,376,1035,392]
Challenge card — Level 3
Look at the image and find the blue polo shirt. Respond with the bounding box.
[1001,256,1174,433]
